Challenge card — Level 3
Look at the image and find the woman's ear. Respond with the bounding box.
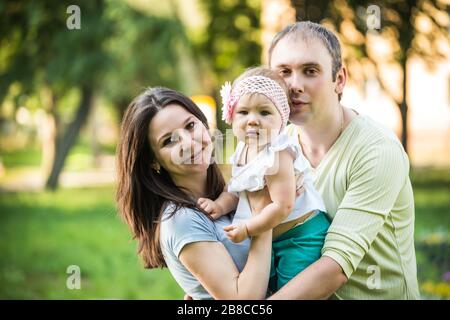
[334,66,347,95]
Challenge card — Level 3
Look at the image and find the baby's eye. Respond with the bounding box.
[237,110,248,115]
[261,110,271,116]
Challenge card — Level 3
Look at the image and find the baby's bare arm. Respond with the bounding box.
[215,189,239,215]
[245,150,296,236]
[198,187,238,219]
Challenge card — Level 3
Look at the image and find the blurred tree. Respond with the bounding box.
[287,0,449,153]
[103,0,192,121]
[0,0,111,189]
[0,0,195,189]
[196,0,262,131]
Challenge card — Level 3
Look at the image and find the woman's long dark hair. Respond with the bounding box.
[116,87,225,268]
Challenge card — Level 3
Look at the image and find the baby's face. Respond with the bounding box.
[231,93,282,147]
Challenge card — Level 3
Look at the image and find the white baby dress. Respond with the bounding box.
[228,132,326,224]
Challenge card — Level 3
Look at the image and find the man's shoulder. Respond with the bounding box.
[345,116,411,175]
[348,115,404,151]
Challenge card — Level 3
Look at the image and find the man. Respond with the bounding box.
[268,21,420,299]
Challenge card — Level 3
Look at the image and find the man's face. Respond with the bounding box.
[270,36,339,125]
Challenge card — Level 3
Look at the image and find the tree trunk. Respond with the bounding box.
[45,87,94,190]
[40,86,59,179]
[399,56,408,153]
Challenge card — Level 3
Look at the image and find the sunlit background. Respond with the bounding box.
[0,0,449,299]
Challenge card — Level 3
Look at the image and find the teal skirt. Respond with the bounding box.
[269,211,330,293]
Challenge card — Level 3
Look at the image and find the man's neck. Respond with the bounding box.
[297,105,352,167]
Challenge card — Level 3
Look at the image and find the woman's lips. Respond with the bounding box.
[190,150,203,163]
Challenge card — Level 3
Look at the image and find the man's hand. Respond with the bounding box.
[197,198,225,220]
[223,223,249,243]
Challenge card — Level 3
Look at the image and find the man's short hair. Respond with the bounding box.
[269,21,343,82]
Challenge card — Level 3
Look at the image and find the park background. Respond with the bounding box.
[0,0,449,299]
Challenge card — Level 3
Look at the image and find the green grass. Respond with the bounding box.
[0,169,448,299]
[1,148,42,168]
[0,186,183,299]
[409,169,450,299]
[0,139,116,174]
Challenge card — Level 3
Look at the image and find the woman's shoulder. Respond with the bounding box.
[160,202,219,257]
[162,203,213,227]
[161,203,217,239]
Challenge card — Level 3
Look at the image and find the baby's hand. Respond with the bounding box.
[197,198,224,220]
[223,223,249,243]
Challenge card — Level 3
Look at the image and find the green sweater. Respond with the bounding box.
[286,115,420,299]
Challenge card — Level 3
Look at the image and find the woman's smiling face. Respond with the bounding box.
[148,103,213,182]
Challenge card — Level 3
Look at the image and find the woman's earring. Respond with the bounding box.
[152,163,161,174]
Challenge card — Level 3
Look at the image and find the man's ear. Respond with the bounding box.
[334,66,347,95]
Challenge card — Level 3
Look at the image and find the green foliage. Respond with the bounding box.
[103,1,190,109]
[195,0,262,130]
[0,1,111,102]
[0,0,195,116]
[197,0,261,80]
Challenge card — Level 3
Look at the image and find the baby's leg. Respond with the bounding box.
[273,211,330,291]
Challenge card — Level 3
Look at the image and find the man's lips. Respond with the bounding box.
[292,100,309,108]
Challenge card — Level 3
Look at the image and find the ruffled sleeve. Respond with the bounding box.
[228,133,309,193]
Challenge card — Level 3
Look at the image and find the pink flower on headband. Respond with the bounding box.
[220,81,235,124]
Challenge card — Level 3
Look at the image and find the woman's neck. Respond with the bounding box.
[172,172,208,199]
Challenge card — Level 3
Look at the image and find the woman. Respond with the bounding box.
[116,87,272,300]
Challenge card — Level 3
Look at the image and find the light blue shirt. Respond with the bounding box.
[159,203,250,300]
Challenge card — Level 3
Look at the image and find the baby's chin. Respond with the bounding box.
[244,137,272,149]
